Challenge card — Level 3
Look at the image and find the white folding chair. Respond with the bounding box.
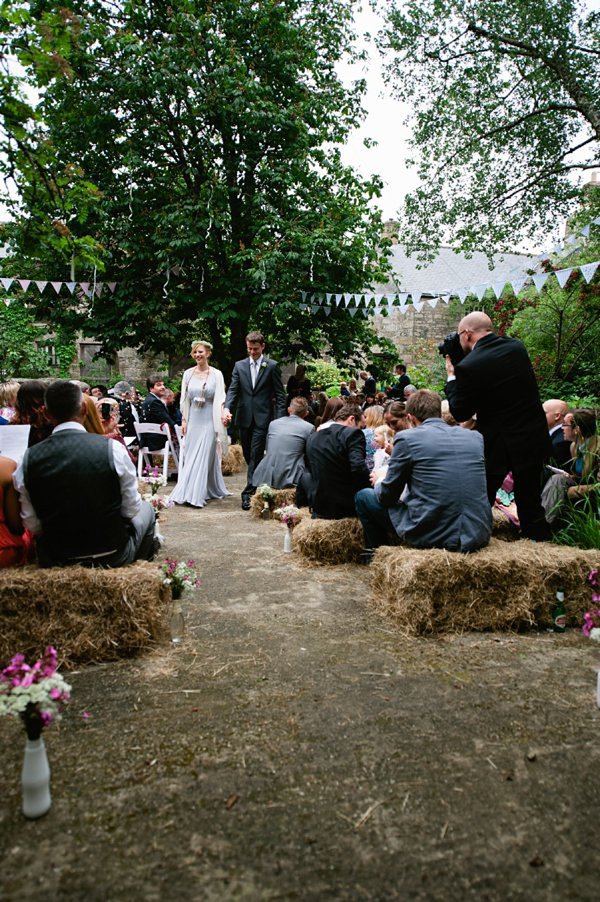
[134,422,179,480]
[175,424,185,471]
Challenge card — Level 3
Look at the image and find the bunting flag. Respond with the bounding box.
[533,273,549,292]
[492,281,506,299]
[310,304,320,314]
[510,277,527,296]
[34,281,47,294]
[555,268,573,289]
[348,307,359,317]
[1,277,13,291]
[410,291,422,307]
[413,301,424,312]
[95,283,103,297]
[457,287,469,303]
[474,284,487,301]
[581,261,599,283]
[65,282,76,294]
[428,298,439,309]
[79,282,91,297]
[51,281,62,294]
[107,282,117,293]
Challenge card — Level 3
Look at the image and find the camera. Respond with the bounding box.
[100,402,112,420]
[438,332,465,367]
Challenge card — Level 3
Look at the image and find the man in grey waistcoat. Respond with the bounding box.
[252,397,314,489]
[355,389,491,555]
[13,380,155,568]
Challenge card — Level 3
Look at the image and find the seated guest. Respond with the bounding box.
[298,404,370,519]
[13,380,155,568]
[363,405,385,471]
[0,380,19,421]
[141,375,176,450]
[0,454,32,567]
[112,380,138,438]
[543,409,599,523]
[315,396,344,430]
[83,394,105,434]
[91,384,108,399]
[383,400,409,433]
[403,383,417,400]
[340,381,350,397]
[164,388,182,426]
[355,390,492,554]
[543,398,572,471]
[286,365,312,405]
[372,425,393,472]
[11,380,53,447]
[252,397,314,489]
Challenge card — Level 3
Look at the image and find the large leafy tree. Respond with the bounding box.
[380,0,600,255]
[5,0,392,375]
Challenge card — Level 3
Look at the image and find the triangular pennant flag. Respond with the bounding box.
[565,234,578,245]
[510,277,527,296]
[329,294,337,304]
[343,295,352,307]
[348,307,359,317]
[580,261,599,283]
[592,216,600,226]
[533,273,549,292]
[323,305,331,316]
[65,282,76,294]
[555,268,573,289]
[34,281,47,294]
[107,282,117,293]
[310,305,321,314]
[79,282,91,297]
[475,284,488,301]
[1,277,14,291]
[299,304,308,311]
[581,225,590,238]
[413,301,424,312]
[457,288,469,303]
[51,281,62,294]
[95,282,103,297]
[18,279,31,291]
[428,297,439,308]
[491,281,505,299]
[409,291,421,306]
[396,292,408,306]
[301,291,307,301]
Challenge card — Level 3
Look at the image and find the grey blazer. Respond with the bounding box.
[225,357,286,428]
[375,418,492,551]
[252,415,314,488]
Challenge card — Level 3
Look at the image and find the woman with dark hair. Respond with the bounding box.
[315,396,344,430]
[10,380,53,447]
[542,408,599,521]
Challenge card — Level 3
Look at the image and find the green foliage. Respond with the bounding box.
[6,0,391,377]
[381,0,600,254]
[0,299,49,378]
[302,359,350,395]
[553,495,600,550]
[402,339,449,394]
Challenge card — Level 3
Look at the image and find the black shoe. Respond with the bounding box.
[241,498,251,511]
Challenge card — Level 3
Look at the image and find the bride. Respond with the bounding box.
[169,339,231,508]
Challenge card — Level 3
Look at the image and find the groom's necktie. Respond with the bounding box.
[251,360,258,388]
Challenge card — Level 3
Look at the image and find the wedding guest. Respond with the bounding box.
[91,384,108,399]
[11,380,53,447]
[0,381,19,421]
[315,397,344,431]
[0,454,32,567]
[252,397,314,489]
[363,405,385,470]
[83,394,105,434]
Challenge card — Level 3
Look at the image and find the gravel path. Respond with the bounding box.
[1,471,599,901]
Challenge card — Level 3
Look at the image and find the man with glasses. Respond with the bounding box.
[444,311,551,541]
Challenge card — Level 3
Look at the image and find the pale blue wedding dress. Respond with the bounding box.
[169,373,230,508]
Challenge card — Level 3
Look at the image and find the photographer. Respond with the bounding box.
[443,311,551,541]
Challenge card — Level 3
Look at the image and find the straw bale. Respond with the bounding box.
[370,539,600,636]
[491,506,519,541]
[251,487,298,519]
[221,444,244,476]
[0,562,170,668]
[294,517,364,564]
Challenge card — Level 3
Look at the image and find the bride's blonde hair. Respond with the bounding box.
[191,339,213,352]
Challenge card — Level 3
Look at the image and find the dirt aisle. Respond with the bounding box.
[1,471,599,901]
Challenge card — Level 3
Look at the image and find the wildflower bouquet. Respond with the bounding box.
[256,484,276,504]
[161,559,200,599]
[274,504,301,529]
[141,465,167,496]
[0,646,71,740]
[582,569,600,641]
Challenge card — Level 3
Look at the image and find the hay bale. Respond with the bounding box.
[294,517,364,564]
[221,443,244,476]
[0,562,170,668]
[491,506,519,541]
[251,487,298,519]
[370,538,600,636]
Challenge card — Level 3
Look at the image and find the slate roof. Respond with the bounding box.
[377,245,536,297]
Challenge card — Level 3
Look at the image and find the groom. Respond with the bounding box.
[223,330,287,509]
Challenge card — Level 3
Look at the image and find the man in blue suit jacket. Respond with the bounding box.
[223,331,286,508]
[355,390,491,553]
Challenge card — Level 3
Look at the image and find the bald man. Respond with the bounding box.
[444,311,551,541]
[543,399,572,471]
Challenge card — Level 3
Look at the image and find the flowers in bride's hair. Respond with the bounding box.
[274,504,301,529]
[256,484,276,503]
[161,559,200,598]
[0,646,71,738]
[142,465,167,495]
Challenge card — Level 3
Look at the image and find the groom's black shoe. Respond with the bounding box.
[241,497,251,510]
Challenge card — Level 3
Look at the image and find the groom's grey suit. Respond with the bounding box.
[225,356,286,500]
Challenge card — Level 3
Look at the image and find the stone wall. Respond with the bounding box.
[372,301,455,363]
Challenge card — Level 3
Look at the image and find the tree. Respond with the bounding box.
[380,0,600,256]
[5,0,392,376]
